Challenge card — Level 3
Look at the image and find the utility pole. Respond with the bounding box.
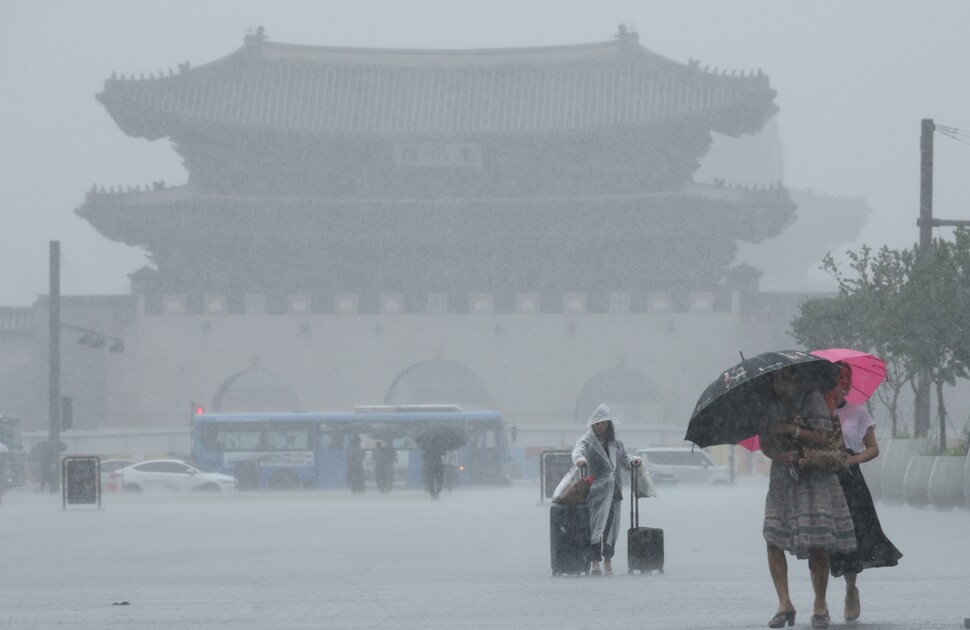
[915,119,970,447]
[47,240,61,491]
[913,120,934,437]
[919,119,935,251]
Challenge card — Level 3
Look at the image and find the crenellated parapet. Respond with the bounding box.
[710,179,786,192]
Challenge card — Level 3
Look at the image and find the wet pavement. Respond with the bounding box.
[1,477,968,629]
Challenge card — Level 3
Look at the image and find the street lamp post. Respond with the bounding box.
[45,241,126,492]
[47,241,61,492]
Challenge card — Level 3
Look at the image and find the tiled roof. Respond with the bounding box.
[97,35,776,139]
[76,181,794,247]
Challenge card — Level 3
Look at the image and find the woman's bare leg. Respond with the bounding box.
[844,572,860,620]
[767,543,794,612]
[808,548,830,616]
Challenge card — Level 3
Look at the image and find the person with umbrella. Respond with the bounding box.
[571,403,641,576]
[821,359,902,623]
[759,366,857,629]
[32,439,67,494]
[416,425,465,499]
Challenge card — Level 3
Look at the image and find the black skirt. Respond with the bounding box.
[829,463,903,577]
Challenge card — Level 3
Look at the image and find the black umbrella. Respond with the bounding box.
[685,350,840,448]
[30,438,67,459]
[415,425,466,452]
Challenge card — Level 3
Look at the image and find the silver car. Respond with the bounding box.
[636,447,731,485]
[117,459,236,493]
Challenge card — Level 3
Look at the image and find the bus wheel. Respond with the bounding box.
[124,483,142,493]
[268,470,299,491]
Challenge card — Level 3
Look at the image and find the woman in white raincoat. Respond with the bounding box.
[572,403,641,575]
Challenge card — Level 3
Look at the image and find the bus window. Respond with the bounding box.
[265,428,310,450]
[483,428,498,448]
[317,427,346,449]
[202,427,262,451]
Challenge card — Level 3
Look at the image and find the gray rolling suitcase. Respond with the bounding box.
[627,466,664,574]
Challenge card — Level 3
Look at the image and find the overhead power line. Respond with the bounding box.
[936,124,970,147]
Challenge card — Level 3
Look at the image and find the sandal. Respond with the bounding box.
[768,610,795,628]
[811,610,830,629]
[845,586,860,621]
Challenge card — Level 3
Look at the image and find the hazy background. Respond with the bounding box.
[2,0,968,306]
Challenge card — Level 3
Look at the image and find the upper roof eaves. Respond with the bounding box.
[259,38,632,67]
[97,29,776,139]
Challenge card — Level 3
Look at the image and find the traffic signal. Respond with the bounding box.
[190,401,204,419]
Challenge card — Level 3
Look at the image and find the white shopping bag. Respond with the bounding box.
[633,464,658,498]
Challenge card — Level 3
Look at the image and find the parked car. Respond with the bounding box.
[99,458,138,492]
[636,447,731,485]
[115,459,236,493]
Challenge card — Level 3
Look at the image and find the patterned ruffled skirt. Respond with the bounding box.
[763,461,857,558]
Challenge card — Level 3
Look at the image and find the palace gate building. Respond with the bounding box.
[14,28,812,459]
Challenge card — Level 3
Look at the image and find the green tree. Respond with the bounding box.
[791,245,913,436]
[894,231,970,450]
[791,229,970,448]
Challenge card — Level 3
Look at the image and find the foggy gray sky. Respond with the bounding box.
[2,0,968,307]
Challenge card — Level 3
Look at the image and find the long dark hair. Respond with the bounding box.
[597,421,616,444]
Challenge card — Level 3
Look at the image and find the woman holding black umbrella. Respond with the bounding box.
[760,367,856,629]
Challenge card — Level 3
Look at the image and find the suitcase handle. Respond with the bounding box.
[630,465,639,529]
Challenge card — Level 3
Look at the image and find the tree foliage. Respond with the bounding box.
[791,229,970,448]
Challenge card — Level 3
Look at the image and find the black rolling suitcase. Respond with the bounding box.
[627,466,664,574]
[550,502,591,576]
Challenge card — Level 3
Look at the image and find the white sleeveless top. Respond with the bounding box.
[834,403,875,454]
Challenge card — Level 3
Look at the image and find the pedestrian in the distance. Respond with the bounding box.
[571,403,640,576]
[420,441,445,499]
[346,436,365,494]
[374,440,397,494]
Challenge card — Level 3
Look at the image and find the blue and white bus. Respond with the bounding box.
[190,405,515,491]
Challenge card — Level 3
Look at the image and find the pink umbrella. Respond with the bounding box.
[738,435,760,452]
[809,348,887,404]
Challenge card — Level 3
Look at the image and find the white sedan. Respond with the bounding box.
[116,459,236,493]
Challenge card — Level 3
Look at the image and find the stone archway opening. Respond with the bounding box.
[211,368,301,412]
[384,358,492,410]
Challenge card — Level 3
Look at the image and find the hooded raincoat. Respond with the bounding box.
[571,404,636,549]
